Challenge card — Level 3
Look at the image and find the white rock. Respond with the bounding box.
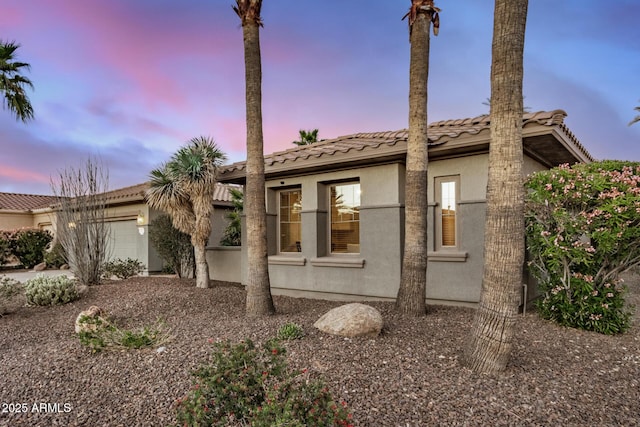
[313,303,383,338]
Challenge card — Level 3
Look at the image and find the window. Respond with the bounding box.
[330,182,360,253]
[435,176,459,249]
[279,189,302,253]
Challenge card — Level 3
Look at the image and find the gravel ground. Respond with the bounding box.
[1,272,639,427]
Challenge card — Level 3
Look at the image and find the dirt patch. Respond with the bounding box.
[1,273,639,426]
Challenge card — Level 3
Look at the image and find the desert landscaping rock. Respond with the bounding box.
[74,305,109,334]
[314,303,383,337]
[0,273,639,426]
[32,262,46,272]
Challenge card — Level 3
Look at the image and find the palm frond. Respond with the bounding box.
[629,105,640,126]
[233,0,263,27]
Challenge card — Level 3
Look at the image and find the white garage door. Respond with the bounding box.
[107,220,138,261]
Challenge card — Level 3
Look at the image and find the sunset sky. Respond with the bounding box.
[1,0,639,195]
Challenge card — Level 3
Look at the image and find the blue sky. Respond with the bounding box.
[1,0,638,194]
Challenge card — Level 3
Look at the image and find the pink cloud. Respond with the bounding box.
[0,164,50,184]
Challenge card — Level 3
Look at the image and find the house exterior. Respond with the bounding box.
[0,183,238,275]
[216,110,593,306]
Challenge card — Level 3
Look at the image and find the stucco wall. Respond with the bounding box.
[206,246,241,283]
[0,212,36,230]
[236,163,405,300]
[235,153,547,305]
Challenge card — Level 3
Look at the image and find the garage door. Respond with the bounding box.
[107,220,138,261]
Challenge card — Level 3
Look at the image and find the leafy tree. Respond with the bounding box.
[234,0,275,315]
[292,129,319,146]
[396,0,440,316]
[149,214,195,278]
[0,40,34,122]
[220,188,243,246]
[146,137,226,288]
[52,157,110,286]
[464,0,529,373]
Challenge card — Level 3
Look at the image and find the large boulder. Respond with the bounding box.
[314,303,383,338]
[33,262,47,271]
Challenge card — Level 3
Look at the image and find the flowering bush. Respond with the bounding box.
[174,338,352,426]
[526,160,640,334]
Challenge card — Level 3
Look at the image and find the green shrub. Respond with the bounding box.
[12,229,53,269]
[0,275,24,315]
[149,214,195,278]
[24,274,78,306]
[101,258,145,280]
[220,187,243,246]
[526,161,640,334]
[175,338,352,427]
[44,242,67,268]
[277,322,305,341]
[77,314,170,353]
[0,232,11,265]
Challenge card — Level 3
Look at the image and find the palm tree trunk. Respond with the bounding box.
[241,6,275,316]
[463,0,528,373]
[396,4,431,316]
[193,242,210,288]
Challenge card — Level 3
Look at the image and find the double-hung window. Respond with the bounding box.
[330,182,360,254]
[279,189,302,253]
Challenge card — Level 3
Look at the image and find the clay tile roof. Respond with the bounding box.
[107,182,239,204]
[0,193,58,211]
[220,109,592,175]
[0,182,238,212]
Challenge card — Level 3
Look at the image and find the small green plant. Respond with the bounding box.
[44,242,67,268]
[175,338,352,427]
[101,258,145,280]
[0,275,24,316]
[24,274,78,306]
[77,313,170,353]
[277,322,305,340]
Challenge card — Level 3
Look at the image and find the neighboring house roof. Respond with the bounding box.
[218,110,594,183]
[0,193,58,212]
[0,183,239,213]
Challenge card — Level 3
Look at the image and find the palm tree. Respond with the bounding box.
[0,40,34,122]
[463,0,529,373]
[146,136,227,289]
[395,0,440,316]
[629,104,640,126]
[234,0,275,316]
[292,129,319,146]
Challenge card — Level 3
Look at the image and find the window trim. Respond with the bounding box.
[277,188,302,254]
[327,180,361,255]
[434,175,460,252]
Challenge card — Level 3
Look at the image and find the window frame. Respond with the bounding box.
[327,181,361,255]
[434,175,460,251]
[277,188,303,254]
